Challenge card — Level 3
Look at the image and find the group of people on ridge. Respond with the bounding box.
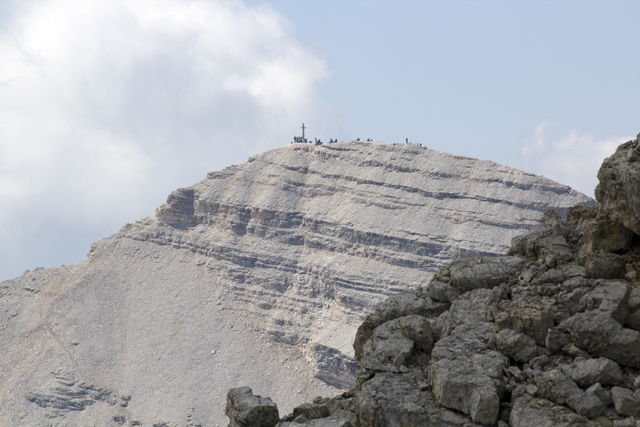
[291,137,338,144]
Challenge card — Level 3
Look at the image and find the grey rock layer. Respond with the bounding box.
[262,136,640,427]
[0,141,592,426]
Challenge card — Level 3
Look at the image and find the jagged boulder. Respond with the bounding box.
[562,313,640,368]
[509,209,574,262]
[430,288,510,425]
[357,371,483,427]
[354,290,448,360]
[286,402,330,423]
[570,357,623,387]
[448,256,525,293]
[611,387,640,417]
[226,387,279,427]
[534,369,584,413]
[584,213,634,253]
[510,394,598,427]
[577,280,630,324]
[360,317,418,372]
[596,133,640,235]
[494,329,538,363]
[276,393,356,427]
[492,299,555,346]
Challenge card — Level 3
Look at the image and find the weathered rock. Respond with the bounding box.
[545,328,572,352]
[629,287,640,312]
[612,387,640,417]
[613,417,637,427]
[320,135,640,427]
[495,329,538,363]
[24,369,116,414]
[627,310,640,332]
[357,371,483,427]
[290,402,330,423]
[155,187,198,226]
[530,234,575,262]
[571,358,623,387]
[563,264,589,280]
[510,208,570,261]
[578,281,630,324]
[398,315,434,353]
[448,256,524,293]
[627,288,640,331]
[493,300,554,346]
[563,312,640,368]
[584,215,634,254]
[360,315,433,372]
[309,344,357,389]
[595,135,640,235]
[587,382,613,406]
[519,209,576,262]
[585,252,628,279]
[360,319,415,372]
[426,280,460,303]
[534,370,584,411]
[277,416,352,427]
[282,167,640,427]
[510,394,598,427]
[430,348,507,425]
[354,291,448,360]
[323,393,357,426]
[226,387,279,427]
[566,205,599,227]
[577,392,607,419]
[233,138,640,427]
[430,289,509,425]
[532,268,566,285]
[561,286,592,315]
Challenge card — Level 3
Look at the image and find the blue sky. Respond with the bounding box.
[1,0,639,281]
[253,0,639,166]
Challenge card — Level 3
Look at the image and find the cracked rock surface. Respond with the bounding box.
[0,141,593,426]
[244,135,640,427]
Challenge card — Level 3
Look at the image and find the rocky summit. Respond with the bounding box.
[0,141,593,426]
[225,133,640,427]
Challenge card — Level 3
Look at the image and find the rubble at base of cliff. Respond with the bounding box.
[227,133,640,427]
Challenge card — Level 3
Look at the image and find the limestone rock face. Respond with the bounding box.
[0,141,593,426]
[258,138,640,427]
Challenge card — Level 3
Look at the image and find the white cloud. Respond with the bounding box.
[0,0,341,281]
[522,120,632,199]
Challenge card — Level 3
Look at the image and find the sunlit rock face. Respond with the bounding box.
[268,136,640,427]
[0,141,593,426]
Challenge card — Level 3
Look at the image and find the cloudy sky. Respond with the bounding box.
[1,0,639,281]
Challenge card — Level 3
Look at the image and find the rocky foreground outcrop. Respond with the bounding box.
[227,136,640,427]
[0,141,592,426]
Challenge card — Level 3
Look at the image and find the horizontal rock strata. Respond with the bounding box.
[0,141,593,426]
[251,134,640,427]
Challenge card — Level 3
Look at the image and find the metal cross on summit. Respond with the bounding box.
[301,123,306,140]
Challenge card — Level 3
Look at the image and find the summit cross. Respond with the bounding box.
[301,123,306,140]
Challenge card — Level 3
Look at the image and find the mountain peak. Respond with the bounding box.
[0,141,593,425]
